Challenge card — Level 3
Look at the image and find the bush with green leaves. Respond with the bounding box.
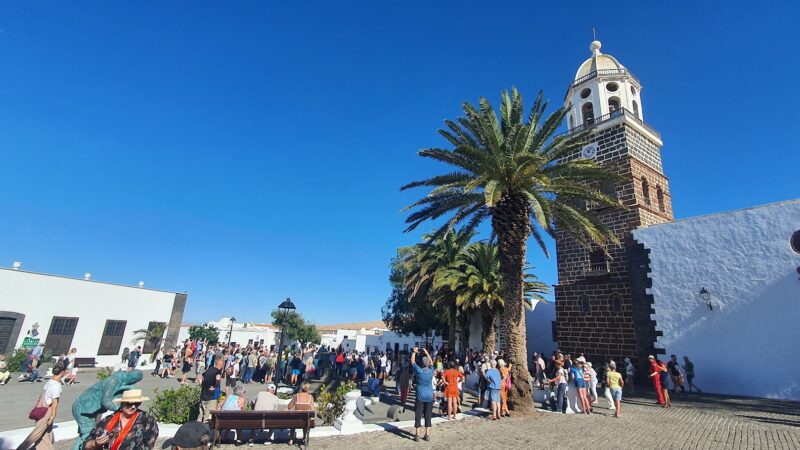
[96,367,114,381]
[315,380,357,425]
[5,348,27,372]
[148,384,200,424]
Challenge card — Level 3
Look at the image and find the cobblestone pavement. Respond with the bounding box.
[48,391,800,450]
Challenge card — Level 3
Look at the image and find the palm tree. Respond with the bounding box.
[131,323,166,362]
[403,88,619,411]
[436,242,549,353]
[402,228,474,350]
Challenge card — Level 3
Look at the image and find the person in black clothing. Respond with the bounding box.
[199,357,224,423]
[289,354,303,386]
[667,354,684,395]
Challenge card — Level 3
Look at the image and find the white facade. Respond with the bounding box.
[320,325,439,354]
[177,317,278,348]
[633,199,800,400]
[0,267,186,367]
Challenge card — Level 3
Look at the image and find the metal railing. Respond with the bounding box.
[583,261,611,277]
[570,68,640,89]
[562,107,661,139]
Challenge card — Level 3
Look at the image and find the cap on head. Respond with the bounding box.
[162,422,211,449]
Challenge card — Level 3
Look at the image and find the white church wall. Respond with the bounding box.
[633,199,800,400]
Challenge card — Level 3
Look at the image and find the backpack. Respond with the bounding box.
[505,372,512,390]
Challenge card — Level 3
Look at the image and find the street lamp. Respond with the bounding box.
[275,297,296,385]
[227,316,237,346]
[699,287,712,311]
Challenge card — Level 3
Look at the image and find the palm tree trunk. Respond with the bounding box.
[480,304,496,353]
[448,303,457,351]
[492,193,534,412]
[458,309,471,353]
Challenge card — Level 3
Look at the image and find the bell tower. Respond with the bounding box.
[553,40,674,366]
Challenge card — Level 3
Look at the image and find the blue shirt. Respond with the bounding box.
[412,364,434,402]
[571,367,586,388]
[486,368,502,390]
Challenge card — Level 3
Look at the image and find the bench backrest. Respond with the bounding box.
[210,410,314,429]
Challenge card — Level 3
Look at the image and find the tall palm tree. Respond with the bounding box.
[131,323,166,362]
[402,228,474,349]
[403,88,619,411]
[436,242,549,353]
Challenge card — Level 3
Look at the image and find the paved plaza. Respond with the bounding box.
[10,372,795,450]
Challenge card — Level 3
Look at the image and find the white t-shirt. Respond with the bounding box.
[43,379,62,406]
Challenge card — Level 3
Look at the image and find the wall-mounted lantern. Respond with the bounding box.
[699,287,712,311]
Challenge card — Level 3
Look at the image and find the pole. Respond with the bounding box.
[276,321,286,385]
[228,322,234,346]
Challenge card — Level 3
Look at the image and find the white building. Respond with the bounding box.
[318,321,442,354]
[633,199,800,400]
[177,317,279,348]
[0,264,187,367]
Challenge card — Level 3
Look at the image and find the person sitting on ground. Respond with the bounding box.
[19,354,40,383]
[287,383,315,446]
[163,421,212,450]
[82,389,159,450]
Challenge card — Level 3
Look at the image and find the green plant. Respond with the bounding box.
[96,367,114,381]
[187,325,220,345]
[5,348,27,372]
[148,384,200,424]
[316,380,356,425]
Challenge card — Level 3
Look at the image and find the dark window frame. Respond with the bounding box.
[97,320,127,356]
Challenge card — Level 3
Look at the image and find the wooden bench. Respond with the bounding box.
[74,358,97,368]
[209,410,315,449]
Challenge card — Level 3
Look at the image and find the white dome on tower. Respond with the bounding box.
[574,40,626,80]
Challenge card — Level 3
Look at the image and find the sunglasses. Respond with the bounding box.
[121,402,141,408]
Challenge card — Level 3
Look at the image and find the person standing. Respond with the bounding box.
[16,363,65,450]
[587,362,598,404]
[648,355,665,405]
[606,361,624,418]
[498,359,511,417]
[411,347,434,442]
[199,357,223,423]
[441,362,463,420]
[81,390,159,449]
[624,358,636,394]
[683,356,702,393]
[548,360,568,414]
[659,361,672,408]
[485,360,502,420]
[244,351,257,384]
[571,357,592,414]
[398,362,411,412]
[127,347,141,372]
[668,354,684,395]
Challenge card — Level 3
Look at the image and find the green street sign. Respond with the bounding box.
[22,337,40,349]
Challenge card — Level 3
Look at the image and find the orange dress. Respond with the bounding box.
[442,368,463,398]
[499,367,510,406]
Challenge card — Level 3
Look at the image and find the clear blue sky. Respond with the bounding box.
[1,2,796,325]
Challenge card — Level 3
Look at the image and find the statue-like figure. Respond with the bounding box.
[71,370,143,450]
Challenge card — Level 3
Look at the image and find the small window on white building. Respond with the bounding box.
[581,88,591,99]
[403,343,409,351]
[631,86,637,95]
[606,82,619,92]
[569,114,574,129]
[632,100,640,118]
[791,230,800,254]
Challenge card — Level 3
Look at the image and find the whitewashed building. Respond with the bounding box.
[633,199,800,400]
[177,317,279,348]
[0,264,187,367]
[318,321,445,354]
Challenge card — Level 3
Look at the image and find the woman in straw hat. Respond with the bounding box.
[82,389,159,450]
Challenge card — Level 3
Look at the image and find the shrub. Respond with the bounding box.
[5,348,27,372]
[148,384,200,424]
[316,380,357,425]
[96,367,114,381]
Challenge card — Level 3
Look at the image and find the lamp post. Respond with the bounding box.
[699,287,712,310]
[227,316,237,346]
[275,297,296,385]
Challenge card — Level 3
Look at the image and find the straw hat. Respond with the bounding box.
[112,389,150,403]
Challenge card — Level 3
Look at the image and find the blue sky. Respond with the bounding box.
[0,2,796,325]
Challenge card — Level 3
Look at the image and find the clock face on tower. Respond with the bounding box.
[581,144,597,159]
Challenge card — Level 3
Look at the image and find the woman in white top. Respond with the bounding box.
[16,363,65,450]
[63,348,78,386]
[547,360,568,414]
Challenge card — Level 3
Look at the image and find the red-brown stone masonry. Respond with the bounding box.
[554,123,674,362]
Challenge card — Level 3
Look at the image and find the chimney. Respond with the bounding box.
[84,273,91,280]
[12,261,21,270]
